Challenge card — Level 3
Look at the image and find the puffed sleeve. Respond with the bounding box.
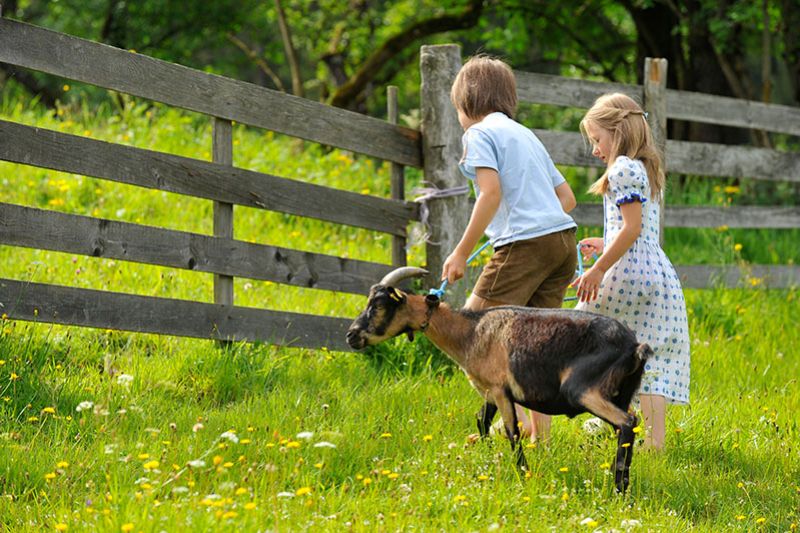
[608,156,649,206]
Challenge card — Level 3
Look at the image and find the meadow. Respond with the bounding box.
[0,88,798,531]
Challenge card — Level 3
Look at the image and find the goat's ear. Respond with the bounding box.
[425,294,440,309]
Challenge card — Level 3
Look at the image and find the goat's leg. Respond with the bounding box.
[476,401,498,438]
[576,388,637,493]
[493,390,528,472]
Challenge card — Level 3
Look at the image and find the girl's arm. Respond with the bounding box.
[574,201,642,302]
[554,181,577,213]
[442,167,501,283]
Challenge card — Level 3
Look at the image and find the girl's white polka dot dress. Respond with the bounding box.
[576,156,690,404]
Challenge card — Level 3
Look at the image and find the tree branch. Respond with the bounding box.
[226,32,286,92]
[274,0,304,98]
[329,0,485,109]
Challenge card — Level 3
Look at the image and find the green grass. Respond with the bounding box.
[0,87,798,531]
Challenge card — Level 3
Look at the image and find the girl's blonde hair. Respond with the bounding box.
[450,55,517,120]
[580,93,665,201]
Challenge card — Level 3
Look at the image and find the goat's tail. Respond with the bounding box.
[635,343,653,363]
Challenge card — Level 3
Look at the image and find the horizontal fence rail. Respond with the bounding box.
[569,204,800,229]
[0,18,422,167]
[0,120,418,236]
[0,203,392,295]
[0,278,353,351]
[515,70,800,136]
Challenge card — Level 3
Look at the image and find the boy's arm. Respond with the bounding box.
[441,167,501,283]
[554,181,576,213]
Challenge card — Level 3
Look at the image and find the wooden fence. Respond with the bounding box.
[0,17,422,351]
[1,25,797,353]
[419,46,800,298]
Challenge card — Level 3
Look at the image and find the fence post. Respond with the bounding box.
[643,58,668,246]
[213,118,234,310]
[387,86,407,267]
[420,44,469,305]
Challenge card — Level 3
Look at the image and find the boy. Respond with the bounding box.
[443,55,577,441]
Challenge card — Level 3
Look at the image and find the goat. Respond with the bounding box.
[346,267,652,493]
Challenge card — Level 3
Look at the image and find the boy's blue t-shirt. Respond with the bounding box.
[458,112,576,248]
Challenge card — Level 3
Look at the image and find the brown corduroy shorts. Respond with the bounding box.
[473,228,577,309]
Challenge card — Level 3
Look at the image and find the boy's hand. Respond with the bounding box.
[442,251,468,284]
[579,237,604,261]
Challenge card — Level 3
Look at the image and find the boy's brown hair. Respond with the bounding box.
[450,55,517,120]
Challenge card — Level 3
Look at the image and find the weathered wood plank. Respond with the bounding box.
[213,118,234,306]
[666,90,800,137]
[0,278,354,351]
[0,18,422,167]
[515,71,641,108]
[515,69,800,137]
[534,129,800,183]
[0,119,417,236]
[0,203,392,294]
[676,265,800,289]
[666,140,800,182]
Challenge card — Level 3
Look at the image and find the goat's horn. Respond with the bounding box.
[379,267,428,287]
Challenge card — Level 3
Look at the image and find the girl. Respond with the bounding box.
[572,93,690,450]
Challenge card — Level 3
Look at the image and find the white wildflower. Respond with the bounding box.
[277,492,295,498]
[172,486,189,494]
[187,459,206,468]
[75,401,94,412]
[116,373,134,386]
[296,431,314,440]
[313,441,336,449]
[621,519,642,528]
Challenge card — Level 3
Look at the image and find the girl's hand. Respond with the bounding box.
[579,237,604,261]
[572,265,605,303]
[442,251,468,284]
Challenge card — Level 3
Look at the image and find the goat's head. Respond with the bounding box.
[346,267,438,349]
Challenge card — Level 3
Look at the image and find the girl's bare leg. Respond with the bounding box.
[640,394,666,450]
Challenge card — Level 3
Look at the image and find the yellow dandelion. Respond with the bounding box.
[621,442,631,448]
[724,185,741,194]
[561,492,569,502]
[223,462,234,468]
[387,473,399,480]
[756,517,766,525]
[295,486,312,496]
[632,426,642,434]
[143,460,159,470]
[28,416,39,423]
[45,472,57,480]
[55,524,68,531]
[42,407,56,414]
[423,434,433,442]
[735,515,746,521]
[734,243,743,252]
[737,482,744,488]
[380,433,392,439]
[62,85,70,92]
[559,467,569,473]
[453,495,466,503]
[10,373,20,381]
[141,483,152,490]
[477,475,489,481]
[244,502,256,510]
[285,441,301,449]
[138,453,150,460]
[222,511,238,519]
[213,455,223,466]
[362,477,372,486]
[121,524,134,532]
[240,439,251,444]
[235,487,249,496]
[57,461,69,468]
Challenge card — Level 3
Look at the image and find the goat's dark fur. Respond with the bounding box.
[346,274,651,493]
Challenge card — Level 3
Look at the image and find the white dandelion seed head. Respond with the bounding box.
[220,431,239,444]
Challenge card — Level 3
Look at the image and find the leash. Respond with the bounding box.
[429,241,595,302]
